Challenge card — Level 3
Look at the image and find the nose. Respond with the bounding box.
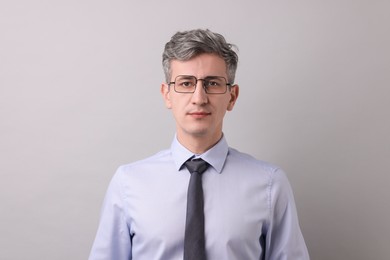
[191,80,208,105]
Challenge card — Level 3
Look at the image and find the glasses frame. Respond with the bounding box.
[168,75,232,94]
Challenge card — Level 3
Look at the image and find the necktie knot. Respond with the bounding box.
[185,159,209,174]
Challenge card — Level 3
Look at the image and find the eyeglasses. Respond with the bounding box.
[169,75,231,94]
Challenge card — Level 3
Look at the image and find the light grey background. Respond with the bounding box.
[1,0,389,259]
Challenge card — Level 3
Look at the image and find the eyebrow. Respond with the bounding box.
[203,76,222,79]
[178,75,196,79]
[177,75,223,79]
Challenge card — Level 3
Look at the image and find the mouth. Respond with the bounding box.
[188,111,211,119]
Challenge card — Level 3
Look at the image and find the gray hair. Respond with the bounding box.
[162,29,238,84]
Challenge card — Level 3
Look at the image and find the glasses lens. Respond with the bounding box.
[174,76,196,93]
[204,77,227,94]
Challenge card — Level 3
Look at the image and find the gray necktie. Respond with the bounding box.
[184,159,209,260]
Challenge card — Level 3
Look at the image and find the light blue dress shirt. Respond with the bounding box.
[89,136,309,260]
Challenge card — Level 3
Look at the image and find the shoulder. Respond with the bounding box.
[226,147,292,186]
[115,148,172,176]
[227,147,280,174]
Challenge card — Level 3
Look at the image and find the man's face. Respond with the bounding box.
[161,53,239,145]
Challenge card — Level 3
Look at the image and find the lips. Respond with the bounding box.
[188,111,211,118]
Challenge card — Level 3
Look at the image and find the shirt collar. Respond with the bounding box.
[171,134,229,174]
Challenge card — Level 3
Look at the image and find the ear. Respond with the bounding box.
[160,83,172,109]
[227,84,239,111]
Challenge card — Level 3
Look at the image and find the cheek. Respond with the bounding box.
[167,94,179,109]
[215,102,230,118]
[170,98,186,115]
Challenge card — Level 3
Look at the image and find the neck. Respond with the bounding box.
[177,133,223,154]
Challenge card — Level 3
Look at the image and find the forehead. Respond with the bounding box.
[170,53,227,78]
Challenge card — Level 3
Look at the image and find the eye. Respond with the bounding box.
[176,76,196,88]
[180,81,194,87]
[205,78,223,87]
[207,81,219,86]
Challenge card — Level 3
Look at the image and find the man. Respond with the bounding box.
[89,29,309,260]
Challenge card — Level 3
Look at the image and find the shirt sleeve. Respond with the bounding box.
[89,167,132,260]
[265,168,310,260]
